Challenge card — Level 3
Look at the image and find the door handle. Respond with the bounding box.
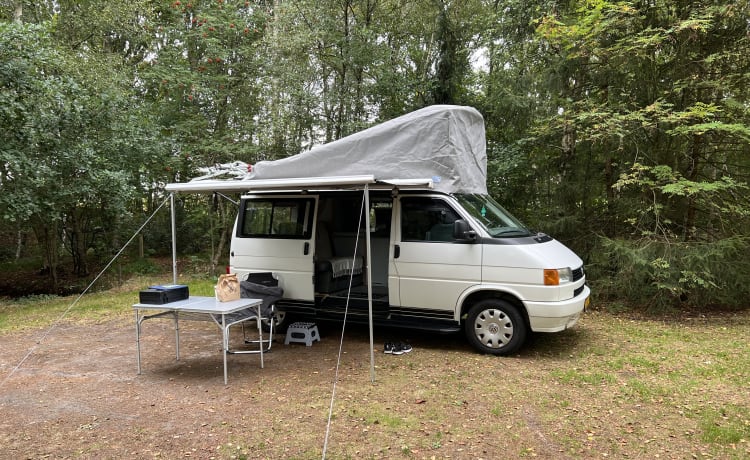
[394,244,400,259]
[304,242,310,255]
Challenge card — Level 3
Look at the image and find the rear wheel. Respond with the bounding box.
[464,299,527,355]
[262,309,290,333]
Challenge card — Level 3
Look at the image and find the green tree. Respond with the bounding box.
[140,0,269,169]
[476,0,572,219]
[1,19,164,285]
[532,0,750,308]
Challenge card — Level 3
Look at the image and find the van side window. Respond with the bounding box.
[239,198,314,239]
[400,197,460,242]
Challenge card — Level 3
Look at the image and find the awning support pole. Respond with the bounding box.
[364,185,375,383]
[170,192,178,284]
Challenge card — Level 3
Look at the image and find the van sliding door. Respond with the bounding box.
[232,195,317,301]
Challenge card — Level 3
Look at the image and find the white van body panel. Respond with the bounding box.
[393,241,482,311]
[231,236,314,301]
[482,238,584,271]
[482,240,584,302]
[479,240,586,331]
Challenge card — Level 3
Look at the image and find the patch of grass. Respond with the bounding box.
[0,294,70,331]
[122,258,161,275]
[362,409,409,430]
[430,430,443,449]
[550,368,616,386]
[0,276,221,333]
[620,378,670,401]
[698,405,750,445]
[186,279,219,297]
[625,355,661,374]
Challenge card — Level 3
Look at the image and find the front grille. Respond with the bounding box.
[574,285,585,297]
[572,265,584,282]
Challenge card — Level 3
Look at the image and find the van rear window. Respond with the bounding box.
[238,198,314,239]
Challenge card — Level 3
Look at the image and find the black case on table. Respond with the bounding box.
[138,284,189,304]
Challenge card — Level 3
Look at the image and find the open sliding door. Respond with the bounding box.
[230,195,317,301]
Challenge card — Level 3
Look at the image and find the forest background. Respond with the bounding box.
[1,0,749,312]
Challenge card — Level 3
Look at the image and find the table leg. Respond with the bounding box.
[257,305,264,368]
[173,311,180,361]
[222,313,228,385]
[135,309,142,374]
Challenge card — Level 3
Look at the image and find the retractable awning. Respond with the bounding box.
[165,175,434,194]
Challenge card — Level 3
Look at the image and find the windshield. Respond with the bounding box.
[454,194,531,238]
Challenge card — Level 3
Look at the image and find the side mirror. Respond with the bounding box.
[453,219,477,242]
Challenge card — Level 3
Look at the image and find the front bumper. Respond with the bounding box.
[525,285,590,332]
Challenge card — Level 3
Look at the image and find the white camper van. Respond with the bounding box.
[168,105,589,355]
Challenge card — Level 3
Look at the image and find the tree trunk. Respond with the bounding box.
[683,134,702,241]
[32,219,60,290]
[210,199,230,275]
[15,228,23,260]
[67,209,90,277]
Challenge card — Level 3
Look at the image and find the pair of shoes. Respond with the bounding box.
[383,342,413,355]
[392,342,412,355]
[397,342,413,354]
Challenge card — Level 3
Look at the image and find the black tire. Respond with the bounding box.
[464,299,527,355]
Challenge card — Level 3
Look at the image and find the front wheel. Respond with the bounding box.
[464,299,527,355]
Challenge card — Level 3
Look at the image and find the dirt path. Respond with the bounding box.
[2,311,744,459]
[0,317,486,459]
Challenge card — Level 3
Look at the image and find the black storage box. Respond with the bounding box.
[139,284,189,304]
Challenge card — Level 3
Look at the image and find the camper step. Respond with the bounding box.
[284,322,321,347]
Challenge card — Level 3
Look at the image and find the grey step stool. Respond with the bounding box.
[284,322,320,346]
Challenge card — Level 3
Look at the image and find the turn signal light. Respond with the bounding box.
[544,267,573,285]
[544,269,560,285]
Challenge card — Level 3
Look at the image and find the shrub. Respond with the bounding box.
[589,235,750,311]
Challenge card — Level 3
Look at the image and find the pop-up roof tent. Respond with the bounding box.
[165,105,487,380]
[166,104,487,194]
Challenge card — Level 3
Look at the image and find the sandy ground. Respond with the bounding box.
[2,310,746,459]
[0,316,482,459]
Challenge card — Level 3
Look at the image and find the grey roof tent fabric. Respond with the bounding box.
[249,105,487,194]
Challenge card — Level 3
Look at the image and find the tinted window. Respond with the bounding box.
[400,197,460,242]
[239,198,314,239]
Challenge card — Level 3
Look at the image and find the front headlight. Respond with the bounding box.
[558,267,573,283]
[544,267,573,285]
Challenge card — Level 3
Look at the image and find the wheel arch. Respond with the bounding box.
[458,288,530,330]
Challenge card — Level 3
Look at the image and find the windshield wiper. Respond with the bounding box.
[493,228,530,237]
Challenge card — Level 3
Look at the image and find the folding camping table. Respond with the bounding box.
[133,296,263,384]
